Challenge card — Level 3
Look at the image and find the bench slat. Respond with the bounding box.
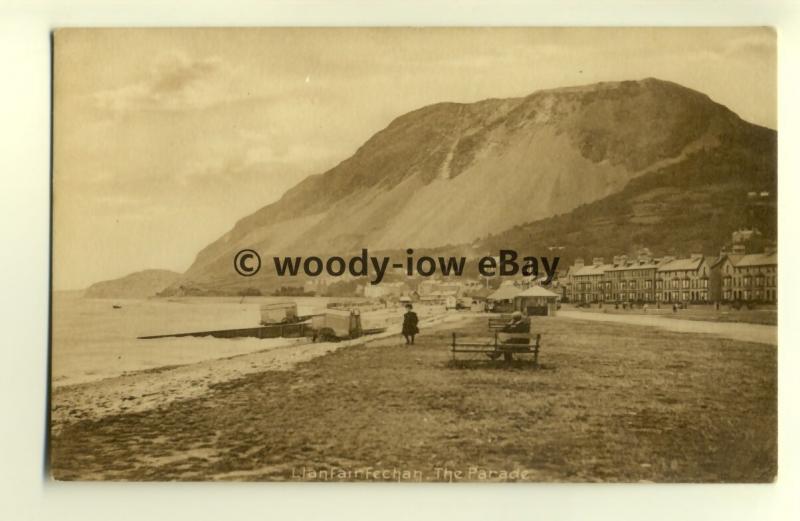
[450,331,541,364]
[450,347,538,352]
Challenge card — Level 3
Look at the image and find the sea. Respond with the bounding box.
[50,293,367,387]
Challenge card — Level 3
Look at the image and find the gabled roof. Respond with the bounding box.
[716,254,744,267]
[734,253,777,267]
[570,264,612,277]
[608,260,658,271]
[714,253,776,269]
[488,285,523,301]
[657,256,705,272]
[515,286,559,298]
[709,255,726,268]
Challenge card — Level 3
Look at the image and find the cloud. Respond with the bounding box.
[724,29,775,54]
[92,53,224,112]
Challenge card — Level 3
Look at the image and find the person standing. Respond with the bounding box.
[402,304,419,345]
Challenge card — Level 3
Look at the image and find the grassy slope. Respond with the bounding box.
[51,317,776,482]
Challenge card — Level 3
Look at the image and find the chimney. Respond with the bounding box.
[592,257,604,266]
[574,258,585,268]
[732,244,746,255]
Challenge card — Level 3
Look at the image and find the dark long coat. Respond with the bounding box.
[402,311,419,335]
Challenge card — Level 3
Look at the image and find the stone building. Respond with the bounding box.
[711,248,777,303]
[606,254,659,303]
[655,254,711,303]
[562,242,777,305]
[565,258,610,303]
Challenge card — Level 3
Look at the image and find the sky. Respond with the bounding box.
[53,27,776,290]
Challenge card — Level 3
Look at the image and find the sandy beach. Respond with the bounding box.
[50,294,463,434]
[50,313,776,482]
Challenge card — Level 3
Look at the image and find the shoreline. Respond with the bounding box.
[50,307,776,438]
[49,312,777,482]
[50,311,468,434]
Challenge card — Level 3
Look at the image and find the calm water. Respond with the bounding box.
[50,294,357,387]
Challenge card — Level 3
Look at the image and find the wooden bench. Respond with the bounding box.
[450,331,541,365]
[488,316,514,329]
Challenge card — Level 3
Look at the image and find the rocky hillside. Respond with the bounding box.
[477,122,776,266]
[84,269,182,298]
[173,78,775,292]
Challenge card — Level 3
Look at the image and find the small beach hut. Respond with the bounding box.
[260,301,298,324]
[514,286,559,316]
[487,285,523,313]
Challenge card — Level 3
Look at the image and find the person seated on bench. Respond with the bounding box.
[489,311,530,360]
[499,311,530,342]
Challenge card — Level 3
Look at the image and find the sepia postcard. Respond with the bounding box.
[50,27,777,482]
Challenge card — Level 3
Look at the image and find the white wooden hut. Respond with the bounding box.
[487,285,523,313]
[514,286,559,316]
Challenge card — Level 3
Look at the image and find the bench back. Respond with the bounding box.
[490,316,531,333]
[488,316,512,328]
